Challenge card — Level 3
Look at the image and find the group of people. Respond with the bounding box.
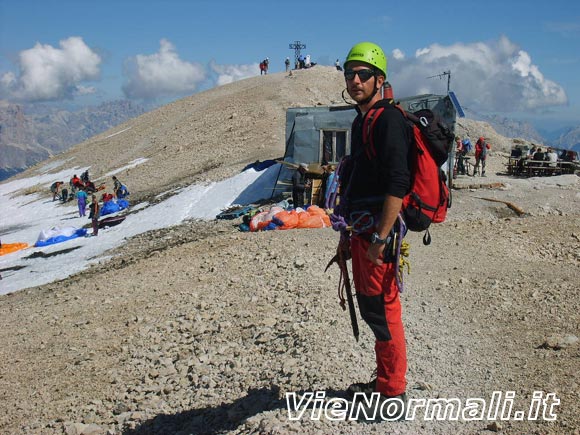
[455,135,491,176]
[512,145,573,175]
[285,54,316,71]
[50,170,95,202]
[530,146,559,163]
[524,146,570,164]
[296,54,313,69]
[275,55,344,74]
[50,171,129,237]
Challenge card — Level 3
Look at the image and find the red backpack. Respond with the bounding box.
[363,105,454,244]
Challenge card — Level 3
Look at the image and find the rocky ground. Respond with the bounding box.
[0,156,579,435]
[1,67,579,435]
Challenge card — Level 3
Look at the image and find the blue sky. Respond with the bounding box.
[1,0,579,130]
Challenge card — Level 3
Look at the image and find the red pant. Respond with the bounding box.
[350,235,407,396]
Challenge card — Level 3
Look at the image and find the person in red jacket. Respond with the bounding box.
[474,137,491,176]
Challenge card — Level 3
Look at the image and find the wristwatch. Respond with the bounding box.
[370,232,388,245]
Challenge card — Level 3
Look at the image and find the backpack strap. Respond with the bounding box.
[362,107,385,160]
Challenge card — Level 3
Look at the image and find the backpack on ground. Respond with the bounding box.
[364,104,454,244]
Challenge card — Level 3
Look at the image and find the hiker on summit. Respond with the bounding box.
[339,41,412,422]
[259,58,269,75]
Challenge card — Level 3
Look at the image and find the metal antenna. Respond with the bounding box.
[427,70,451,94]
[289,40,306,67]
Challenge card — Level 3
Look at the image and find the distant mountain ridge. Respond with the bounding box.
[463,109,544,144]
[464,108,580,151]
[0,100,147,181]
[553,126,580,153]
[1,76,579,183]
[481,114,544,144]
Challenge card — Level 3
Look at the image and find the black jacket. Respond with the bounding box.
[347,99,412,203]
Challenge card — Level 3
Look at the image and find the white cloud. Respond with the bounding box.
[0,37,101,102]
[210,61,260,86]
[122,39,206,100]
[390,36,567,112]
[75,85,96,96]
[392,49,405,60]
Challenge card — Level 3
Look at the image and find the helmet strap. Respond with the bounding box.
[341,88,356,106]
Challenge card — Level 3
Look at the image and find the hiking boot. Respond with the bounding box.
[346,378,376,398]
[347,369,377,398]
[351,392,407,423]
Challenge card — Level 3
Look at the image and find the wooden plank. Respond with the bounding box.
[310,179,323,206]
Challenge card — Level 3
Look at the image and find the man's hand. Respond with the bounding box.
[366,243,384,266]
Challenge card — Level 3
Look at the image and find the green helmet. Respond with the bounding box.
[344,42,387,77]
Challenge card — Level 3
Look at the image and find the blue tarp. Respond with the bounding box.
[100,199,129,216]
[34,228,87,247]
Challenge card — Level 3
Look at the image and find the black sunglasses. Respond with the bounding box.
[344,68,376,82]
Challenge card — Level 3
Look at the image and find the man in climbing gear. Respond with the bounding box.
[339,41,412,422]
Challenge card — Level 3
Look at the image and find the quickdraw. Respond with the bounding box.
[393,214,410,293]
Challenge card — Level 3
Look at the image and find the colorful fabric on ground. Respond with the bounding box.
[0,243,29,256]
[34,227,88,247]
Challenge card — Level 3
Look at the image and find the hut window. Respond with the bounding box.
[321,130,348,164]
